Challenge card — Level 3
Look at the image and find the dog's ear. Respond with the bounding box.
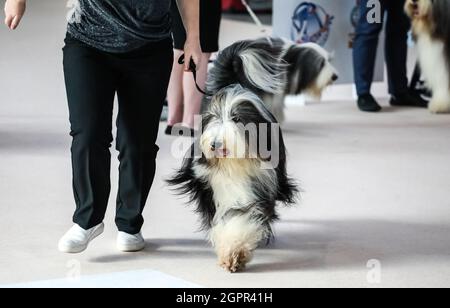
[166,140,215,230]
[166,142,196,188]
[275,133,300,205]
[243,99,286,169]
[404,0,415,18]
[200,113,214,133]
[247,98,278,124]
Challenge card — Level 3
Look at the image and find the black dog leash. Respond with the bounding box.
[178,54,211,96]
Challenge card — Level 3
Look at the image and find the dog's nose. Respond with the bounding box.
[211,141,223,150]
[332,74,339,82]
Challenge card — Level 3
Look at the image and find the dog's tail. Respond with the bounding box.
[207,39,287,95]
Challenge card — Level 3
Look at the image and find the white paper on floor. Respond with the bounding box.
[1,270,201,288]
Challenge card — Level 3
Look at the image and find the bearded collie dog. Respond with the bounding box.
[206,37,338,122]
[167,38,323,272]
[168,85,298,272]
[405,0,450,113]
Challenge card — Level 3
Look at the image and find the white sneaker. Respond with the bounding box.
[117,232,145,252]
[58,223,104,254]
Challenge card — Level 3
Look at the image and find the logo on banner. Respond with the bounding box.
[291,2,334,46]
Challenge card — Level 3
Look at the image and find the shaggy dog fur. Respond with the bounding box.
[405,0,450,113]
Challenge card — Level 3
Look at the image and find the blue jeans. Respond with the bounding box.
[353,0,410,96]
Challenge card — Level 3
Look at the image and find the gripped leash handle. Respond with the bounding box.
[178,54,211,96]
[178,1,270,95]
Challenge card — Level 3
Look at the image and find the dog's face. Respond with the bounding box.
[200,85,276,161]
[284,42,338,98]
[405,0,450,41]
[405,0,433,20]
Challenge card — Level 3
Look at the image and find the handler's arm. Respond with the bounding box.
[4,0,26,30]
[176,0,203,71]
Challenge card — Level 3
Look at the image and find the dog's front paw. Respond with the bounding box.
[218,248,253,273]
[429,99,450,114]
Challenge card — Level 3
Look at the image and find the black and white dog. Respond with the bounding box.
[168,38,336,272]
[168,84,298,272]
[207,38,338,122]
[405,0,450,113]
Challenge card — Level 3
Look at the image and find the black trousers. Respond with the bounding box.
[63,34,173,234]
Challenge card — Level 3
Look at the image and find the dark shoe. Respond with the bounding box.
[165,125,196,137]
[390,91,429,108]
[164,125,173,136]
[357,94,382,112]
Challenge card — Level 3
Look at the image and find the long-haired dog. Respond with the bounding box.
[405,0,450,113]
[168,85,298,272]
[207,38,338,122]
[167,38,313,272]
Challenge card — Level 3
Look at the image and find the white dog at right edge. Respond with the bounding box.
[405,0,450,114]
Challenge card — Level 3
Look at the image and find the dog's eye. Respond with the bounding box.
[231,116,240,123]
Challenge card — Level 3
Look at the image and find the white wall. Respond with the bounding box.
[0,0,68,118]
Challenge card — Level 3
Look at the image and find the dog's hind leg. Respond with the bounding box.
[209,213,269,273]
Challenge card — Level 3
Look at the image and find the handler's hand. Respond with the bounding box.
[183,35,202,72]
[4,0,26,30]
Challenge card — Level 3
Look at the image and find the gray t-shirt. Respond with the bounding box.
[67,0,172,53]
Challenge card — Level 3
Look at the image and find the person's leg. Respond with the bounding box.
[352,0,386,96]
[385,0,410,96]
[63,37,117,230]
[167,49,185,127]
[167,0,187,130]
[182,52,211,129]
[115,40,174,235]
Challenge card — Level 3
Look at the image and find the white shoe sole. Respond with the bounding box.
[58,224,104,254]
[117,241,146,253]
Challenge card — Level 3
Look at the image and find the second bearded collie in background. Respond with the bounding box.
[405,0,450,114]
[207,38,339,123]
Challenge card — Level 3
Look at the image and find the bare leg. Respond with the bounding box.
[167,49,185,126]
[182,53,212,129]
